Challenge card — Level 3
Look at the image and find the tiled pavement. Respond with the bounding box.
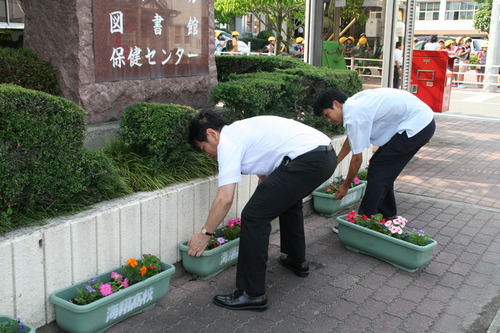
[40,115,500,333]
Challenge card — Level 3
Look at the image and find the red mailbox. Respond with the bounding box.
[410,50,455,113]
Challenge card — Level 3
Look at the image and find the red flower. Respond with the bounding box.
[346,211,357,223]
[214,242,220,247]
[361,214,368,221]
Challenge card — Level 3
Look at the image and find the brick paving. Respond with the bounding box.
[40,115,500,333]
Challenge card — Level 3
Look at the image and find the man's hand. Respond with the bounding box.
[187,233,211,257]
[335,182,350,200]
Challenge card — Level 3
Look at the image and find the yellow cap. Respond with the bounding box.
[215,32,221,38]
[456,36,464,43]
[483,43,489,48]
[232,31,240,36]
[358,37,367,45]
[339,36,347,44]
[347,36,355,42]
[268,36,275,41]
[445,39,454,47]
[296,37,304,44]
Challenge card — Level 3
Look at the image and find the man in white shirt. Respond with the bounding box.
[424,35,440,51]
[313,87,435,219]
[187,111,337,311]
[393,41,403,89]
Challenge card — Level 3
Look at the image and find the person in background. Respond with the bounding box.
[294,37,304,54]
[413,37,418,50]
[266,36,276,55]
[456,38,472,88]
[343,36,355,69]
[231,31,240,53]
[452,37,465,86]
[393,41,403,89]
[215,32,227,55]
[477,43,488,88]
[187,110,337,311]
[313,87,435,220]
[444,40,456,56]
[424,35,440,50]
[438,39,445,50]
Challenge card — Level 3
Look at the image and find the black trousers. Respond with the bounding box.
[358,119,436,218]
[236,149,337,296]
[393,65,400,89]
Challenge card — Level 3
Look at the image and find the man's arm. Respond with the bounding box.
[187,183,236,257]
[336,138,352,164]
[335,152,363,200]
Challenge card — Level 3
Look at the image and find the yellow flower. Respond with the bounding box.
[126,258,138,268]
[139,266,147,275]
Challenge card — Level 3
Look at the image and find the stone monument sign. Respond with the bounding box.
[24,0,216,124]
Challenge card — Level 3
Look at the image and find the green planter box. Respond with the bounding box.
[179,232,239,280]
[49,262,175,333]
[336,214,437,272]
[312,181,367,217]
[0,316,36,332]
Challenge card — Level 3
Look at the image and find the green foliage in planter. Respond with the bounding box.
[215,55,308,82]
[0,47,60,95]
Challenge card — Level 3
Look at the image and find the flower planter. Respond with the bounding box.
[49,262,175,333]
[179,233,240,280]
[336,214,437,272]
[312,181,367,217]
[0,316,36,332]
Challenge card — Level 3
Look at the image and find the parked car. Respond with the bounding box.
[215,30,251,54]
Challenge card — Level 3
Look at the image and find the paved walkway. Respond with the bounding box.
[40,116,500,333]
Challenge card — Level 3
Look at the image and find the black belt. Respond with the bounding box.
[309,144,333,153]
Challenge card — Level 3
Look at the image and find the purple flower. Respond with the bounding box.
[89,277,97,283]
[85,285,96,293]
[111,271,123,281]
[217,237,227,244]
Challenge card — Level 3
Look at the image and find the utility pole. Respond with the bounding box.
[484,0,500,92]
[305,0,327,66]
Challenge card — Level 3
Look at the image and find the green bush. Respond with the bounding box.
[240,37,268,52]
[211,62,362,137]
[119,103,197,164]
[0,84,85,214]
[0,47,60,95]
[215,55,308,82]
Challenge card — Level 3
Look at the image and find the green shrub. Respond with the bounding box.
[240,37,268,52]
[119,103,198,165]
[215,55,308,82]
[0,84,86,215]
[211,72,304,121]
[0,47,60,95]
[211,62,362,137]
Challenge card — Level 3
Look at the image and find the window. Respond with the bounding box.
[418,2,440,20]
[0,0,24,25]
[445,1,477,20]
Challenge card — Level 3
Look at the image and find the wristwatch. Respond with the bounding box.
[201,227,215,236]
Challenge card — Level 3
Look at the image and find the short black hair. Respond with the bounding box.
[312,87,348,116]
[396,41,402,48]
[430,35,438,43]
[188,110,228,149]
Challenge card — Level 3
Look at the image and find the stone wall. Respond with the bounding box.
[23,0,217,124]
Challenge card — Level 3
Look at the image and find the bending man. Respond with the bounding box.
[187,110,337,311]
[313,87,435,218]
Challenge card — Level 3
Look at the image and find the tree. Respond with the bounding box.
[323,0,368,41]
[215,0,306,54]
[474,0,492,33]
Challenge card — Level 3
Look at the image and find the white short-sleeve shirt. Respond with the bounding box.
[343,88,434,155]
[217,116,331,187]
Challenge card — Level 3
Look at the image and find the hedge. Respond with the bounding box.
[0,47,60,95]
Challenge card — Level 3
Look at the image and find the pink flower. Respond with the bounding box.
[100,283,114,296]
[326,188,332,193]
[353,177,360,185]
[111,272,122,281]
[121,278,129,288]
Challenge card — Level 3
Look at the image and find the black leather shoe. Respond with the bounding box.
[213,289,267,311]
[278,255,309,277]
